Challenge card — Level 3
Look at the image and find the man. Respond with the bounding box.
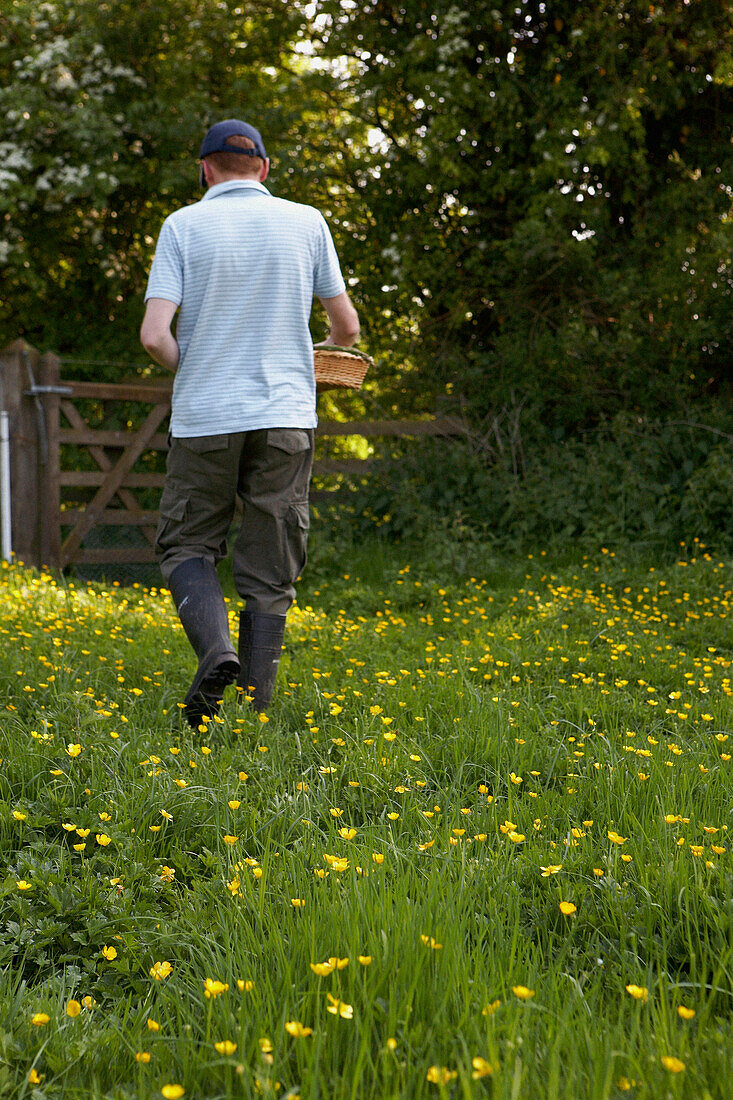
[140,118,359,727]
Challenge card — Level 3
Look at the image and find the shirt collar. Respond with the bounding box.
[202,179,270,201]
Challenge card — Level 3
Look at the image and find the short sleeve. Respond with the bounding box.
[313,214,346,299]
[145,218,184,305]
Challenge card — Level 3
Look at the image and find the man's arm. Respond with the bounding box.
[140,298,180,372]
[316,291,360,348]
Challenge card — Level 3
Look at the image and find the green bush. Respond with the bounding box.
[319,407,733,552]
[680,444,733,541]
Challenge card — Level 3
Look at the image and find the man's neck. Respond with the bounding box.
[209,175,261,187]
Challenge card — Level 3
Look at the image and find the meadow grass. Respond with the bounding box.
[0,539,731,1099]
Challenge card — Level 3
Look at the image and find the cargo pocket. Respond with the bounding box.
[282,500,310,583]
[155,481,189,556]
[267,428,312,455]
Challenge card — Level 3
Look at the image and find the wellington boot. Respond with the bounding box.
[237,609,286,713]
[168,558,240,729]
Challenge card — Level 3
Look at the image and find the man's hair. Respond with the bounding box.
[204,134,264,177]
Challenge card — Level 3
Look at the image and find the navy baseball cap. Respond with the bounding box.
[199,119,267,160]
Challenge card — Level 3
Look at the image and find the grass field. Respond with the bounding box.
[1,539,731,1099]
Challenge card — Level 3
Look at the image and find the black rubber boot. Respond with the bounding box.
[168,558,240,729]
[237,609,286,712]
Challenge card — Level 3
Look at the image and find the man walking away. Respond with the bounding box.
[140,119,359,727]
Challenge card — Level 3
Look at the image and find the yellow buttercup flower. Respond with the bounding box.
[149,960,173,981]
[101,945,117,961]
[204,978,229,998]
[161,1087,185,1099]
[136,1051,151,1063]
[420,934,442,949]
[214,1040,237,1055]
[660,1056,685,1073]
[426,1066,457,1085]
[285,1020,313,1037]
[677,1005,695,1020]
[31,1012,50,1026]
[323,854,349,872]
[512,985,535,1000]
[311,961,335,976]
[66,1000,81,1017]
[559,901,577,915]
[471,1057,494,1078]
[326,993,353,1018]
[625,984,648,1002]
[607,830,627,845]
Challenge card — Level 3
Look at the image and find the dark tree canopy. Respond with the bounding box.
[1,0,732,431]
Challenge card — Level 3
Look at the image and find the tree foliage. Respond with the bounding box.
[1,0,732,435]
[312,0,733,428]
[0,0,358,361]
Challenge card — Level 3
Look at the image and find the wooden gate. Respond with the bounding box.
[0,339,461,573]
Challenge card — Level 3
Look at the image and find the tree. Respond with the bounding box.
[312,0,733,429]
[0,0,365,366]
[2,0,732,438]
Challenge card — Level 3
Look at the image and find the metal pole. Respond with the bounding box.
[0,410,11,561]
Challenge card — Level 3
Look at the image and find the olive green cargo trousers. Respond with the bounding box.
[155,428,314,615]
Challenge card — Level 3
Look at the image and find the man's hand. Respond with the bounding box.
[140,298,180,372]
[317,291,360,348]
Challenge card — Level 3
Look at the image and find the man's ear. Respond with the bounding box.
[259,158,270,183]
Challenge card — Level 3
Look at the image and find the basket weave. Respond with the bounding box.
[314,346,372,390]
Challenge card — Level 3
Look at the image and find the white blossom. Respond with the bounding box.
[0,144,32,172]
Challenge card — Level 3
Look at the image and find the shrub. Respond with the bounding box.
[316,406,733,552]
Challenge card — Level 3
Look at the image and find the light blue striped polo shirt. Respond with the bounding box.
[145,179,346,437]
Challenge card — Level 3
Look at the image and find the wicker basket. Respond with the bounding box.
[314,346,372,390]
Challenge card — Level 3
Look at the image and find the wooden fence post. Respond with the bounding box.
[0,340,42,567]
